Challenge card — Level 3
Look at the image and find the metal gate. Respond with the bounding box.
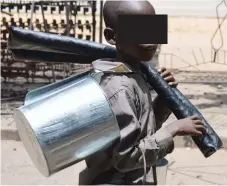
[1,0,103,84]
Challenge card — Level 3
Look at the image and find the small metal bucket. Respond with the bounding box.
[14,71,120,177]
[156,158,168,185]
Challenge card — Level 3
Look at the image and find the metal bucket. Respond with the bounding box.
[14,71,120,177]
[156,158,168,185]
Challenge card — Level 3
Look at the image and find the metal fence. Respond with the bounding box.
[1,0,102,83]
[159,49,227,70]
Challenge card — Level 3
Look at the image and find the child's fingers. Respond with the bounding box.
[164,75,175,82]
[159,68,178,86]
[190,115,200,120]
[168,82,178,87]
[195,125,207,134]
[192,130,203,137]
[158,67,166,73]
[161,71,172,78]
[194,119,204,125]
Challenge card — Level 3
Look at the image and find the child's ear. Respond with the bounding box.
[104,27,116,45]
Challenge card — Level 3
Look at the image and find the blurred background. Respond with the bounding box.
[1,0,227,185]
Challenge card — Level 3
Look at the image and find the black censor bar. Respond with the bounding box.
[117,15,168,44]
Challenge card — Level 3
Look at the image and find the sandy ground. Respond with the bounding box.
[1,15,227,185]
[1,140,227,185]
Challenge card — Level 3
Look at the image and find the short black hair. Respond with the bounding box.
[103,0,155,31]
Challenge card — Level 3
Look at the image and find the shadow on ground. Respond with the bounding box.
[1,129,21,141]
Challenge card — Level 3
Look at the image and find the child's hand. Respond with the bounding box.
[158,67,178,87]
[166,115,206,137]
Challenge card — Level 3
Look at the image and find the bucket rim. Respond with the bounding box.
[14,108,50,177]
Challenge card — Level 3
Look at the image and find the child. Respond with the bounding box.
[80,1,206,185]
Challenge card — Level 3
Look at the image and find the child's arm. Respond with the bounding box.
[109,86,174,172]
[110,86,205,172]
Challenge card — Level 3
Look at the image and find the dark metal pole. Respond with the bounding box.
[41,2,55,82]
[29,1,35,30]
[72,2,76,37]
[64,2,71,79]
[99,0,104,43]
[200,48,205,63]
[192,49,198,66]
[65,2,70,36]
[41,3,47,32]
[92,1,96,41]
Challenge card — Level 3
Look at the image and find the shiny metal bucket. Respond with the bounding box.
[156,158,168,185]
[14,71,120,177]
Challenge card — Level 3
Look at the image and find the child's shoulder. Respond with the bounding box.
[100,74,136,99]
[91,59,140,98]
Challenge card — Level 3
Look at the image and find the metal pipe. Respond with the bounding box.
[192,49,198,65]
[64,2,71,79]
[92,1,96,41]
[99,0,104,43]
[29,1,35,30]
[200,48,205,62]
[40,3,47,32]
[72,2,76,37]
[51,64,56,83]
[65,2,70,36]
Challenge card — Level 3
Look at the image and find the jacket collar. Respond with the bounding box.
[92,58,140,73]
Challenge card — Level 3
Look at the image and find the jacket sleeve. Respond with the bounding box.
[109,86,174,172]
